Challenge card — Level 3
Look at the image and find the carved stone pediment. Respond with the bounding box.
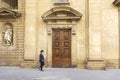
[113,0,120,7]
[42,6,82,22]
[0,7,21,19]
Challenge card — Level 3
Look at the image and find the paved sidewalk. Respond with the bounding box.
[0,66,120,80]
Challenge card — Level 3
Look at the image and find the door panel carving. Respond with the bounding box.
[52,29,71,68]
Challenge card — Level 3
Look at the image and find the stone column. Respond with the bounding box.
[71,30,77,67]
[87,0,104,69]
[85,0,89,60]
[119,7,120,69]
[46,23,52,67]
[24,0,37,60]
[113,0,120,69]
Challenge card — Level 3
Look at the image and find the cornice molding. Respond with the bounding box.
[113,0,120,7]
[0,7,21,19]
[42,6,82,22]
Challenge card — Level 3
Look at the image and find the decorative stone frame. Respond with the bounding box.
[47,23,76,35]
[113,0,120,6]
[0,6,21,50]
[42,6,82,67]
[0,7,21,18]
[0,21,17,50]
[46,23,77,67]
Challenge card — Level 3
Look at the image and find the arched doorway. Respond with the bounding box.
[42,6,82,68]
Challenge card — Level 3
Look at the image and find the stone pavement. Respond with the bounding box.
[0,66,120,80]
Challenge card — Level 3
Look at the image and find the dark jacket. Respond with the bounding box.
[39,53,44,62]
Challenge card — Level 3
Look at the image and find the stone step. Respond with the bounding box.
[20,61,38,68]
[86,59,105,70]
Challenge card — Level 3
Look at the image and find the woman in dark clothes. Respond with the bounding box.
[39,50,45,71]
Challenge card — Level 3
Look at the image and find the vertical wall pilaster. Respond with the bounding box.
[118,7,120,68]
[87,0,105,69]
[24,0,37,60]
[89,0,102,59]
[85,0,89,60]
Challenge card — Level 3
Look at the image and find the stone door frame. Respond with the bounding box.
[46,23,77,67]
[42,6,82,67]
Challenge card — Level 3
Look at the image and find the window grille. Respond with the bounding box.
[55,0,68,3]
[1,0,18,9]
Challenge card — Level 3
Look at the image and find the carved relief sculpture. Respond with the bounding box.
[3,23,13,46]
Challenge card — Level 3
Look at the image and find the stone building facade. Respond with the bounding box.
[0,0,120,69]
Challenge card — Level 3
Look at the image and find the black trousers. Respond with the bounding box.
[40,61,44,71]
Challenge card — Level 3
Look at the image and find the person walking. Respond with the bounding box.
[39,50,45,71]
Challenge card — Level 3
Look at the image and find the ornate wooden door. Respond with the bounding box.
[52,29,71,68]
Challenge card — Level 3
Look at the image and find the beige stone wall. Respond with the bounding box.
[87,0,119,69]
[0,0,119,69]
[24,0,37,60]
[72,0,86,68]
[101,0,119,68]
[89,0,102,59]
[24,0,120,69]
[36,0,86,67]
[0,0,25,66]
